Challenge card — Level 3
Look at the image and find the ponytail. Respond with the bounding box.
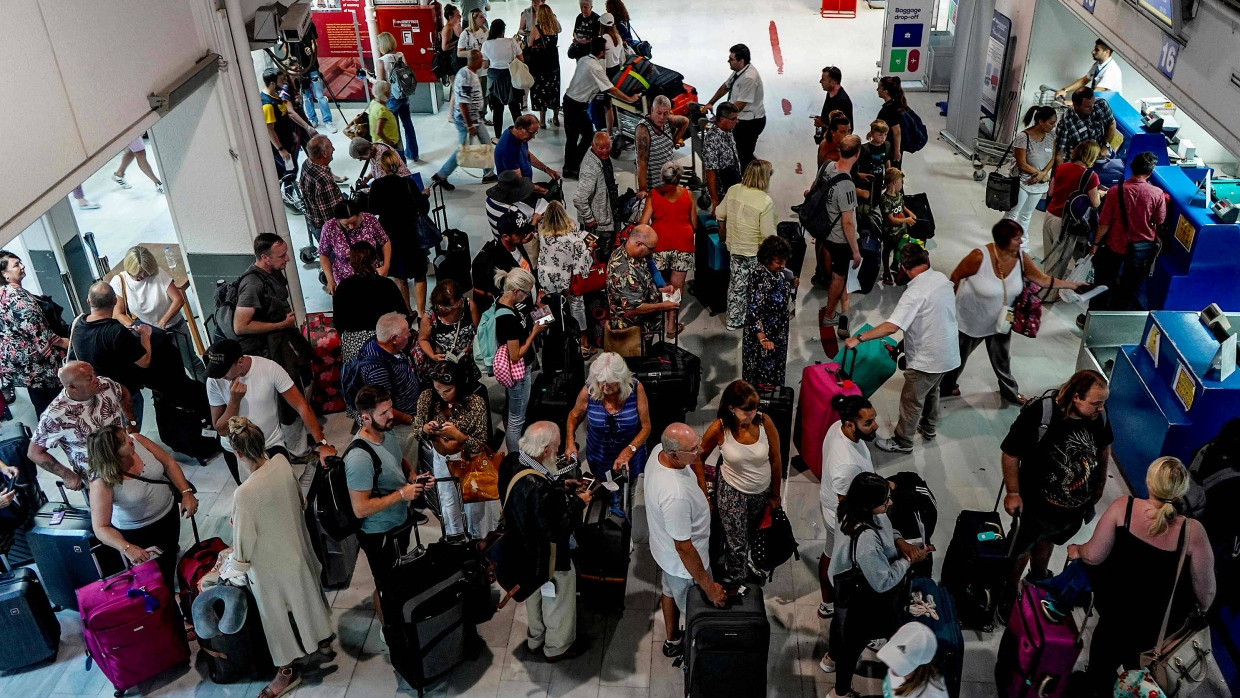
[1145,456,1189,536]
[1023,105,1057,128]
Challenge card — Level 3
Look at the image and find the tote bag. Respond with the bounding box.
[508,42,535,90]
[457,134,495,170]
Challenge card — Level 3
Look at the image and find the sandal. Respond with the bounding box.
[257,667,301,698]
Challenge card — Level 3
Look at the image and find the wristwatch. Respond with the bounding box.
[627,444,638,454]
[315,439,330,449]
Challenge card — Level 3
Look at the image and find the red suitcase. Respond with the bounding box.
[792,362,862,478]
[304,311,346,414]
[671,84,698,117]
[995,583,1081,698]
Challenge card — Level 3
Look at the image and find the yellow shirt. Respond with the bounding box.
[367,100,401,146]
[716,184,776,257]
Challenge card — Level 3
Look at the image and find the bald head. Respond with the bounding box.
[591,131,612,159]
[625,225,658,258]
[58,360,100,401]
[87,281,116,310]
[660,423,698,453]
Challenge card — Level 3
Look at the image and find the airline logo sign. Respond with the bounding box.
[883,0,933,81]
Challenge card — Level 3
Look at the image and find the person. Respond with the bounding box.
[705,44,765,169]
[699,380,783,586]
[822,472,929,696]
[317,199,392,296]
[349,137,412,185]
[86,426,196,586]
[441,5,463,77]
[1055,37,1124,100]
[701,101,742,216]
[742,236,799,388]
[1054,87,1118,167]
[816,111,851,167]
[457,9,491,106]
[855,119,894,210]
[433,49,497,190]
[1088,150,1166,315]
[880,168,915,285]
[497,421,590,661]
[350,313,422,426]
[562,39,639,177]
[816,136,862,337]
[598,13,625,76]
[605,225,678,348]
[232,232,299,357]
[294,22,336,133]
[70,282,152,428]
[606,0,634,45]
[72,185,100,211]
[204,339,334,484]
[573,132,620,236]
[640,162,697,338]
[526,4,562,127]
[109,246,203,381]
[375,32,420,162]
[367,149,430,314]
[480,20,524,131]
[485,172,547,237]
[517,0,543,41]
[717,158,776,330]
[492,268,546,453]
[299,135,345,251]
[1069,457,1215,696]
[0,250,70,416]
[816,394,878,622]
[567,0,602,59]
[876,76,908,169]
[645,423,727,659]
[473,210,538,314]
[635,95,690,197]
[940,220,1082,404]
[845,244,960,454]
[876,622,950,698]
[1002,106,1059,245]
[1001,369,1112,592]
[815,66,854,140]
[29,361,136,491]
[495,115,561,193]
[535,201,596,355]
[564,352,652,489]
[1041,140,1103,286]
[417,280,481,382]
[225,416,335,698]
[111,137,164,193]
[332,242,409,361]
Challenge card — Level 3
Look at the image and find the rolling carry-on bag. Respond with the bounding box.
[646,63,685,101]
[193,584,273,683]
[691,214,730,316]
[434,228,474,293]
[526,370,583,428]
[0,421,45,570]
[995,583,1080,698]
[28,482,126,610]
[907,576,964,697]
[684,584,770,698]
[670,84,698,117]
[0,566,60,670]
[152,380,221,465]
[757,386,794,476]
[626,341,702,451]
[903,192,936,240]
[304,311,346,415]
[940,486,1017,632]
[830,326,898,399]
[791,362,862,478]
[573,486,632,611]
[776,221,808,278]
[613,55,657,95]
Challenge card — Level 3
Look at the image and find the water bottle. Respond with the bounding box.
[164,246,178,271]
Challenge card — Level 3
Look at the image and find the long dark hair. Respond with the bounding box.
[717,379,763,434]
[487,18,506,40]
[1022,105,1057,128]
[838,472,890,537]
[879,76,907,113]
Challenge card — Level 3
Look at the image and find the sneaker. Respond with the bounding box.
[156,184,165,194]
[875,437,912,454]
[77,201,101,210]
[112,174,132,189]
[817,602,835,619]
[431,173,456,192]
[661,638,683,657]
[836,314,850,339]
[308,121,319,129]
[328,122,338,134]
[819,653,836,673]
[481,173,498,184]
[820,312,840,329]
[917,425,937,440]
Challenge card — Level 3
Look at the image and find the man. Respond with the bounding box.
[818,135,863,337]
[485,172,547,236]
[70,282,152,427]
[814,66,853,142]
[29,361,136,491]
[432,49,496,190]
[1055,38,1124,100]
[261,69,300,187]
[562,38,639,177]
[472,212,538,314]
[705,44,766,169]
[1054,88,1118,166]
[816,396,878,620]
[844,244,959,454]
[574,133,620,236]
[494,115,560,195]
[635,95,690,198]
[348,313,421,426]
[701,101,742,216]
[497,421,590,662]
[233,232,299,356]
[645,423,726,659]
[299,135,345,248]
[204,339,335,484]
[346,385,431,622]
[606,225,678,336]
[1001,369,1112,593]
[566,0,601,60]
[1087,151,1166,315]
[295,23,337,132]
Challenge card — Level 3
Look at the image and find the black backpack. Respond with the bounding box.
[749,506,799,580]
[1061,168,1100,241]
[308,441,383,541]
[388,54,417,99]
[798,170,851,241]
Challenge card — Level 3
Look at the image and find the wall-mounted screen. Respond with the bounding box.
[1132,0,1182,34]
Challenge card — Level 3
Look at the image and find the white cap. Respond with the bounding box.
[599,12,615,26]
[876,622,938,677]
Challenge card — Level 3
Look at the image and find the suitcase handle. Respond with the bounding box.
[1036,676,1056,697]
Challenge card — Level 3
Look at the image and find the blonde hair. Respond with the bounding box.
[587,352,634,402]
[535,4,561,34]
[1072,140,1102,168]
[377,31,398,55]
[226,416,267,463]
[537,201,574,237]
[379,149,404,176]
[884,167,904,186]
[86,425,130,487]
[497,267,536,294]
[122,246,159,279]
[373,79,392,101]
[869,119,889,135]
[741,159,772,191]
[894,664,945,696]
[1146,457,1189,536]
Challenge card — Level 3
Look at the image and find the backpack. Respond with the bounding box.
[900,108,929,153]
[388,54,417,100]
[1023,389,1108,444]
[472,306,514,375]
[798,170,852,241]
[1183,443,1240,605]
[340,352,386,415]
[309,441,383,541]
[211,269,260,343]
[1061,168,1100,241]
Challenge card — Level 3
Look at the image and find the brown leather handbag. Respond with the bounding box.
[447,445,500,503]
[604,324,642,357]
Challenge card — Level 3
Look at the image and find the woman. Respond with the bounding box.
[823,472,928,697]
[525,4,562,128]
[940,220,1082,403]
[87,426,197,587]
[816,111,851,167]
[110,248,206,382]
[1069,457,1216,696]
[1042,140,1103,289]
[876,76,907,168]
[879,622,949,698]
[332,242,409,361]
[480,20,524,132]
[368,149,431,315]
[458,8,490,107]
[227,417,335,698]
[418,280,480,383]
[317,199,391,295]
[348,137,412,185]
[599,13,627,77]
[440,5,463,78]
[699,380,783,585]
[717,158,777,330]
[742,236,798,388]
[640,161,696,339]
[366,79,402,152]
[1002,105,1058,246]
[493,267,546,453]
[375,32,419,162]
[535,201,595,356]
[564,352,652,491]
[0,251,70,416]
[606,0,634,45]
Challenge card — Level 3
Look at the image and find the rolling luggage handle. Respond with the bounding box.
[987,481,1022,558]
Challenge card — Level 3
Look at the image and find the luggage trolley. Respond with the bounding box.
[611,94,648,156]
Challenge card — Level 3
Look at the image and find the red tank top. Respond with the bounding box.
[649,187,695,253]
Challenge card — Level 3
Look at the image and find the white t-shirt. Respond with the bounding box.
[819,421,875,532]
[206,356,295,453]
[887,269,961,374]
[644,447,711,580]
[1089,58,1123,94]
[728,64,766,120]
[452,67,485,124]
[481,38,520,69]
[603,34,625,69]
[110,270,179,327]
[564,55,613,103]
[459,28,486,57]
[1010,130,1056,186]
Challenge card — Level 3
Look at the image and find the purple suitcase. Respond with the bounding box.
[995,583,1080,698]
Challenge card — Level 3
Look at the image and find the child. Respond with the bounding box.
[855,120,894,208]
[880,168,916,285]
[876,622,948,698]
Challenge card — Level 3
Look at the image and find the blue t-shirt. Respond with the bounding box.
[343,432,408,535]
[494,128,532,178]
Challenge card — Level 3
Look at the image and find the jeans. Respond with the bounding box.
[307,221,323,248]
[1002,182,1049,247]
[431,448,467,537]
[130,389,145,431]
[505,372,532,453]
[300,71,332,125]
[387,96,419,161]
[1089,242,1156,312]
[437,120,494,179]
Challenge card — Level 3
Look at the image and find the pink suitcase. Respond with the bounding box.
[996,583,1080,698]
[793,362,862,478]
[77,560,190,695]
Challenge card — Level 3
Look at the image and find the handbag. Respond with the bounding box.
[603,324,642,357]
[1011,254,1044,338]
[491,343,526,388]
[415,213,443,250]
[627,25,652,59]
[33,292,71,337]
[570,263,607,295]
[985,138,1022,211]
[432,49,457,80]
[832,528,907,640]
[1138,523,1219,697]
[508,44,535,90]
[447,445,500,503]
[457,134,495,170]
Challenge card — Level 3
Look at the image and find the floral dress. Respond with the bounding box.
[0,284,63,389]
[536,230,593,294]
[316,212,390,283]
[742,265,797,388]
[417,303,481,385]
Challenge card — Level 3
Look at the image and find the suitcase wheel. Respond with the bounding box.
[697,191,712,210]
[300,246,318,264]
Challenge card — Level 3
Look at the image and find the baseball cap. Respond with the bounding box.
[876,622,938,677]
[599,12,615,26]
[204,339,244,379]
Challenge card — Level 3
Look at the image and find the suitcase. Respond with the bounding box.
[684,584,770,698]
[670,83,698,117]
[304,311,346,415]
[908,576,964,698]
[194,585,273,683]
[77,559,191,694]
[573,491,632,611]
[940,493,1016,633]
[176,517,229,619]
[1091,156,1125,188]
[830,328,898,398]
[152,380,221,465]
[776,221,808,278]
[903,192,935,240]
[857,231,882,293]
[434,229,473,293]
[28,482,126,611]
[0,422,45,570]
[647,62,685,101]
[757,386,794,477]
[691,215,730,316]
[526,370,583,427]
[0,567,60,670]
[791,362,862,478]
[995,583,1080,698]
[626,341,702,451]
[613,55,657,95]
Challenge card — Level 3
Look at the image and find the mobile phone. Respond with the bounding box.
[1075,283,1097,294]
[579,475,596,491]
[734,584,749,597]
[50,510,65,525]
[583,233,598,246]
[416,473,434,484]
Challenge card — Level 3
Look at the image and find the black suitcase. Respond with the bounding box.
[626,342,701,450]
[776,222,808,279]
[0,567,60,670]
[526,371,583,427]
[757,387,794,477]
[27,482,126,610]
[691,216,730,316]
[152,380,221,465]
[0,422,45,570]
[903,192,936,240]
[303,499,361,589]
[572,489,632,612]
[434,229,473,293]
[684,584,770,697]
[194,586,274,683]
[939,496,1015,632]
[647,63,685,101]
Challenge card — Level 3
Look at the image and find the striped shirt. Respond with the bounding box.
[355,338,420,415]
[485,196,546,236]
[638,117,676,192]
[585,381,648,478]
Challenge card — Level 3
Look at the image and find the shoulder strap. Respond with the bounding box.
[500,467,546,516]
[343,439,383,495]
[1123,495,1135,528]
[1037,394,1054,443]
[66,314,83,361]
[1076,166,1093,196]
[996,136,1017,171]
[1202,467,1240,491]
[1153,520,1191,656]
[1116,182,1129,231]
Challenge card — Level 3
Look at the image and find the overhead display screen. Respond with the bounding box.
[1136,0,1179,33]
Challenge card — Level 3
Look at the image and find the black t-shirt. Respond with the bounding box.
[820,86,854,126]
[573,12,601,42]
[236,265,293,354]
[1000,396,1115,509]
[494,302,534,366]
[71,318,147,393]
[877,100,905,153]
[369,174,430,243]
[297,23,320,72]
[332,274,409,332]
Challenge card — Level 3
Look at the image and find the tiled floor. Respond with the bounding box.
[3,1,1145,696]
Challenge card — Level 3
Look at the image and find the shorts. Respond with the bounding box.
[1009,497,1086,557]
[357,523,413,583]
[127,137,146,153]
[653,250,694,274]
[660,569,698,613]
[821,504,837,556]
[824,240,852,278]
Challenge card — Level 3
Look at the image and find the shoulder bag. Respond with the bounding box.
[447,444,500,503]
[1011,252,1044,338]
[570,263,607,295]
[831,526,908,641]
[508,41,536,90]
[457,133,495,170]
[985,137,1022,211]
[492,343,527,388]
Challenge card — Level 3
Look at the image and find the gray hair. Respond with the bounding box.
[375,312,408,342]
[87,281,117,310]
[716,101,739,120]
[587,352,634,401]
[496,267,536,294]
[306,135,332,159]
[373,79,392,101]
[660,423,697,454]
[519,421,560,458]
[659,161,683,186]
[651,95,672,112]
[348,137,373,160]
